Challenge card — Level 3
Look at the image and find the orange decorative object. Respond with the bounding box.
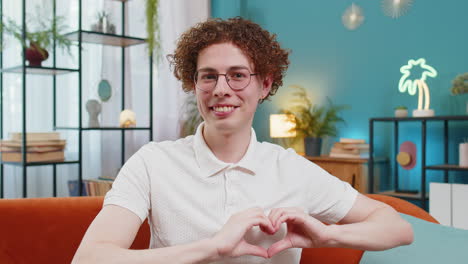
[397,152,411,166]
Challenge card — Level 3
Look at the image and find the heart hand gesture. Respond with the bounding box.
[211,207,276,260]
[267,207,330,258]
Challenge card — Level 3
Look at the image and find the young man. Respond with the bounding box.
[73,17,413,264]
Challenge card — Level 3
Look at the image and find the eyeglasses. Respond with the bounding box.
[194,68,258,92]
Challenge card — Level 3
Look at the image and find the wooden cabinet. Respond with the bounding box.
[305,156,370,193]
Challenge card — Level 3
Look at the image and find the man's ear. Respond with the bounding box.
[261,75,273,99]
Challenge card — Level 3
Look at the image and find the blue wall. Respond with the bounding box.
[212,0,468,190]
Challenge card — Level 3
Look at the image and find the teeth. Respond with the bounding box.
[213,106,234,112]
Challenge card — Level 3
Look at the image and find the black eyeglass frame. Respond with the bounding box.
[193,70,258,92]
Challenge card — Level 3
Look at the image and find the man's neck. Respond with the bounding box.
[202,125,251,164]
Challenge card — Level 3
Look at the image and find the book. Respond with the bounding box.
[0,139,66,148]
[82,179,114,196]
[1,151,65,162]
[330,146,363,155]
[9,132,61,141]
[333,142,369,150]
[0,145,65,153]
[339,138,366,144]
[329,152,369,159]
[67,180,88,196]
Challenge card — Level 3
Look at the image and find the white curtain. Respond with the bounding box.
[1,0,210,198]
[153,0,210,141]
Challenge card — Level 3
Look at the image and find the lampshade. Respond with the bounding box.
[269,114,296,138]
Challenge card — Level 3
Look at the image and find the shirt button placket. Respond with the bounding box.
[225,169,235,214]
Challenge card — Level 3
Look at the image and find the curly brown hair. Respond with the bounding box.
[167,17,290,101]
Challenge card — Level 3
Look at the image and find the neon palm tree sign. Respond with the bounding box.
[398,58,438,117]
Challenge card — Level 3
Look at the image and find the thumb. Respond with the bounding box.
[268,238,292,258]
[238,240,268,258]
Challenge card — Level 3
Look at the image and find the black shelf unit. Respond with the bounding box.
[0,0,153,198]
[369,115,468,209]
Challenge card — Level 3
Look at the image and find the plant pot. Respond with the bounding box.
[304,137,322,157]
[25,43,49,66]
[394,109,408,117]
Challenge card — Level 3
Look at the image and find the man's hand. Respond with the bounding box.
[210,207,276,260]
[267,207,331,257]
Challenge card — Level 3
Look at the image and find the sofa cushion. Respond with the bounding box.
[360,213,468,264]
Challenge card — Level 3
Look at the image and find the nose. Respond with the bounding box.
[213,75,232,97]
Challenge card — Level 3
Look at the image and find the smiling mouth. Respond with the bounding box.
[210,106,238,113]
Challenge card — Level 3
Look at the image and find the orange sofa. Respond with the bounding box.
[0,194,437,264]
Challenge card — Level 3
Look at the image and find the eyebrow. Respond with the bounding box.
[197,66,251,72]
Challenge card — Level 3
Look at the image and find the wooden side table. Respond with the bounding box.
[305,156,373,193]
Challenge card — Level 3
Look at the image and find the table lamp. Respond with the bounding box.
[269,114,296,138]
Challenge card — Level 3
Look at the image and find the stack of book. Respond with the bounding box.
[329,138,369,159]
[0,132,66,162]
[68,176,115,197]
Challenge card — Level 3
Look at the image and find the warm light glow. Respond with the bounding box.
[398,58,437,110]
[382,0,413,18]
[270,114,296,138]
[416,79,430,110]
[342,3,364,30]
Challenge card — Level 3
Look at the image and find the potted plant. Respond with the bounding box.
[394,106,408,117]
[179,94,203,137]
[91,11,116,34]
[450,73,468,114]
[281,85,349,156]
[145,0,160,58]
[0,15,73,67]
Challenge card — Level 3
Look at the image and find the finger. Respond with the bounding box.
[268,238,292,258]
[260,224,275,235]
[255,215,275,234]
[276,213,305,230]
[268,208,283,229]
[238,240,268,258]
[269,208,301,230]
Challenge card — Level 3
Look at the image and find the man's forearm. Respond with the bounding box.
[324,206,414,251]
[72,238,220,264]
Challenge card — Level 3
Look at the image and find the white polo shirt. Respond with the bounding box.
[104,123,358,264]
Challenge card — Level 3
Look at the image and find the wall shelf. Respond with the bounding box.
[1,160,80,167]
[377,190,429,200]
[55,126,151,131]
[65,30,146,47]
[1,66,79,75]
[425,164,468,171]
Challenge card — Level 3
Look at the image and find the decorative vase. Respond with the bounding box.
[25,43,49,66]
[460,143,468,167]
[304,137,322,157]
[91,22,104,32]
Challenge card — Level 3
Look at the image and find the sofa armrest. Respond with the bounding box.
[299,194,437,264]
[0,196,149,264]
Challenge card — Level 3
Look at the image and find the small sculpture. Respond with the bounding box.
[86,99,102,128]
[119,109,136,128]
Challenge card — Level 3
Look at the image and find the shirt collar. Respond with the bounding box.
[193,122,258,178]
